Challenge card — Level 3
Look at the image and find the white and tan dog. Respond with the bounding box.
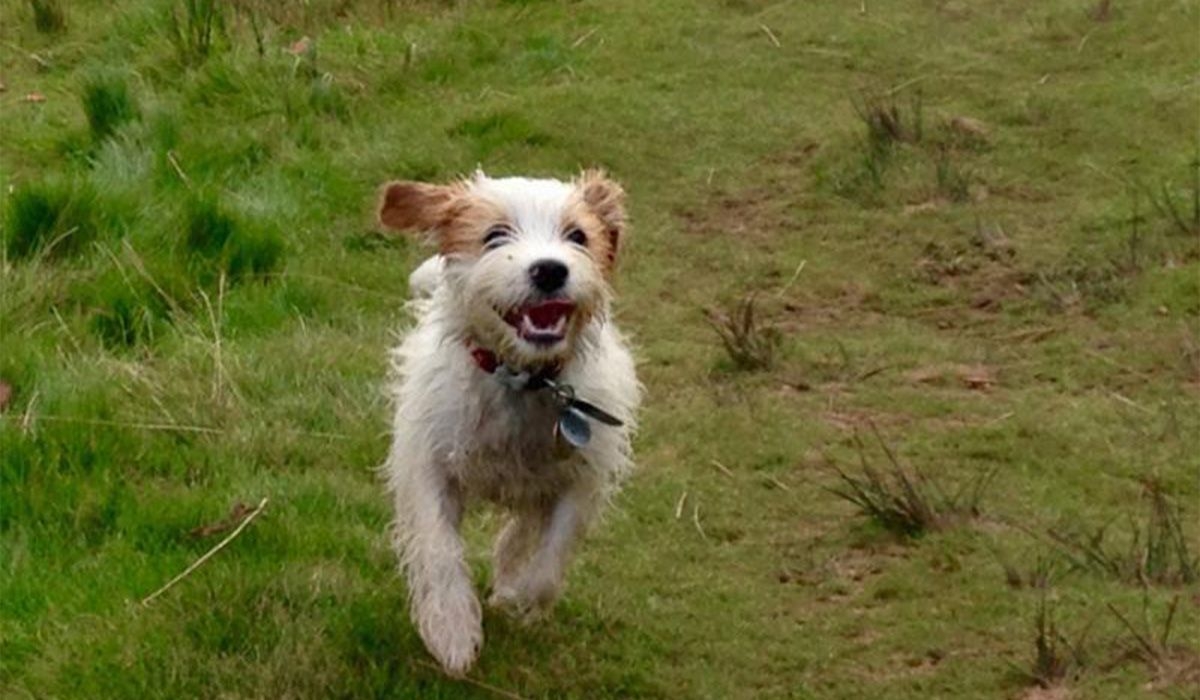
[376,171,641,674]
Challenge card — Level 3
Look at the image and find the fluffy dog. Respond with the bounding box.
[376,170,641,674]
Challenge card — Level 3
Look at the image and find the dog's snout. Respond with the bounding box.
[528,259,569,293]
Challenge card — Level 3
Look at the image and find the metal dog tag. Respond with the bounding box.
[557,406,592,448]
[566,397,622,427]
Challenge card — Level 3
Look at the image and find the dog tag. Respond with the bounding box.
[556,406,592,448]
[565,397,623,427]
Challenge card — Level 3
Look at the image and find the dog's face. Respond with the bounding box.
[378,171,626,367]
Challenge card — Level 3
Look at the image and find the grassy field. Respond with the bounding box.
[2,0,1198,697]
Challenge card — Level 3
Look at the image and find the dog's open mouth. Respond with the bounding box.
[502,299,575,345]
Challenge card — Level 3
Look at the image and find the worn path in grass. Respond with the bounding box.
[1,0,1198,698]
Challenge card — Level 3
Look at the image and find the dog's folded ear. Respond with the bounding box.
[377,181,458,235]
[578,169,627,266]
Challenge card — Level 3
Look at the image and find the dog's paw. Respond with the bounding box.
[415,586,483,675]
[486,583,524,612]
[487,570,560,622]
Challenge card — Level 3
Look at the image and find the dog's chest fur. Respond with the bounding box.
[446,379,583,505]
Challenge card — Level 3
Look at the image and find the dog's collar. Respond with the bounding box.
[464,341,622,448]
[467,344,561,388]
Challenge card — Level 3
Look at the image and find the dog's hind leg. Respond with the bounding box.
[390,463,481,675]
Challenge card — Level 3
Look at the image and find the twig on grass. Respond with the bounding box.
[692,502,710,541]
[710,459,734,478]
[759,24,781,47]
[26,415,351,440]
[674,491,688,519]
[571,28,597,48]
[1077,29,1095,53]
[141,497,269,606]
[31,415,223,434]
[167,150,193,188]
[20,391,40,433]
[765,474,792,492]
[774,259,807,299]
[413,659,529,700]
[1109,391,1152,414]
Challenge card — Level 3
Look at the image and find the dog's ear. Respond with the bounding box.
[578,169,627,266]
[377,181,459,235]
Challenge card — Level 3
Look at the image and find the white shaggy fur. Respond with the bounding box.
[378,172,641,674]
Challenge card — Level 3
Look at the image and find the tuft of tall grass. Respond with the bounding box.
[85,272,170,349]
[29,0,66,33]
[824,91,926,202]
[1020,591,1090,689]
[853,91,924,152]
[1143,148,1200,237]
[3,180,100,260]
[934,147,972,203]
[1107,594,1188,674]
[1047,479,1197,586]
[81,73,139,142]
[705,295,781,371]
[169,0,224,66]
[827,426,995,538]
[181,194,284,285]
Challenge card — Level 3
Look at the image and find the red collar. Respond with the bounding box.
[468,344,501,374]
[465,341,563,382]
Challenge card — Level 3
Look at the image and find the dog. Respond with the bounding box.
[376,170,642,674]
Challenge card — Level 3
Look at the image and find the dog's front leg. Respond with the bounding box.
[392,463,481,675]
[492,483,597,618]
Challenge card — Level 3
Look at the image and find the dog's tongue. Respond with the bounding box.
[524,299,574,329]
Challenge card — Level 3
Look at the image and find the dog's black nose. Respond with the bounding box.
[528,259,569,293]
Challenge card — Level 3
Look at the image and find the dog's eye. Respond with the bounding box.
[483,227,512,249]
[565,228,587,246]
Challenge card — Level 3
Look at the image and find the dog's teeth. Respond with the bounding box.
[517,310,568,341]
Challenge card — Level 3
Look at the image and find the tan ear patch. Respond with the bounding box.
[377,181,459,233]
[560,202,615,274]
[377,180,506,257]
[575,170,627,272]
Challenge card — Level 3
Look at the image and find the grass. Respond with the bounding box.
[827,426,994,538]
[81,71,139,142]
[181,192,285,285]
[3,178,102,259]
[1047,478,1198,586]
[28,0,64,33]
[1,0,1198,698]
[168,0,224,66]
[1022,591,1090,690]
[705,294,781,371]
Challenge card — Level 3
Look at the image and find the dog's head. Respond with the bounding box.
[378,171,626,367]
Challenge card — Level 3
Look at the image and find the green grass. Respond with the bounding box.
[2,0,1198,698]
[3,178,102,259]
[28,0,65,33]
[81,71,139,143]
